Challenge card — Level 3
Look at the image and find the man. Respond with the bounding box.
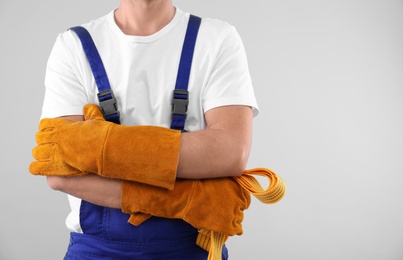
[33,0,259,258]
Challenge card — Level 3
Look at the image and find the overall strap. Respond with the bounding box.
[171,15,202,131]
[69,26,121,124]
[70,15,201,128]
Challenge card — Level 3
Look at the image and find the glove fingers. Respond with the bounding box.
[32,143,55,161]
[37,118,68,144]
[29,161,52,175]
[29,161,85,176]
[35,130,56,145]
[128,213,153,226]
[84,104,105,121]
[38,118,68,131]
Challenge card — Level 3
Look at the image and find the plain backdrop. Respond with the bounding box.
[1,1,403,259]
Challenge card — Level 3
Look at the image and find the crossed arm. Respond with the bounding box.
[47,105,253,208]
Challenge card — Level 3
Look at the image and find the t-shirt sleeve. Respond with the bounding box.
[41,32,89,119]
[202,26,259,117]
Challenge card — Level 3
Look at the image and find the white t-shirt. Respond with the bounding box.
[41,8,259,232]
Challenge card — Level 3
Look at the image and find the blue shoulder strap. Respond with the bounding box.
[170,15,201,131]
[69,14,201,130]
[69,26,121,124]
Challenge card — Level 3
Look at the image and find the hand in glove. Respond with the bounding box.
[29,104,181,189]
[121,177,251,236]
[122,167,286,260]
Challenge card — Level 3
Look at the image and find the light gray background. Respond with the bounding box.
[1,0,402,259]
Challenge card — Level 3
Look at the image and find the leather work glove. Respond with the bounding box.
[121,177,251,236]
[122,168,286,260]
[29,104,181,190]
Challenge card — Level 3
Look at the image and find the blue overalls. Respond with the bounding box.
[66,15,229,260]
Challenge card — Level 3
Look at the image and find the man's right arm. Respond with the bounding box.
[47,174,122,209]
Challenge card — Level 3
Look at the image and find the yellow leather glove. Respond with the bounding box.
[29,104,180,190]
[121,177,251,236]
[122,168,286,260]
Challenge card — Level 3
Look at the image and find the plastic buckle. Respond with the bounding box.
[97,90,120,118]
[172,89,189,117]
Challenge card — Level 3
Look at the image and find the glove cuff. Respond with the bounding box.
[103,125,181,190]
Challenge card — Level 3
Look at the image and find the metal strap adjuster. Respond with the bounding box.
[97,90,120,118]
[171,89,189,117]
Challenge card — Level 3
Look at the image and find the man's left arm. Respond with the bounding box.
[177,105,253,179]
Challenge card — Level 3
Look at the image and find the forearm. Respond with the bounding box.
[177,129,250,179]
[176,106,253,179]
[47,174,122,208]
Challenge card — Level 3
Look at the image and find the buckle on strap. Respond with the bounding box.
[97,90,120,118]
[172,89,189,117]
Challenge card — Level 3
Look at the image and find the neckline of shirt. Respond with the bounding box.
[108,7,185,44]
